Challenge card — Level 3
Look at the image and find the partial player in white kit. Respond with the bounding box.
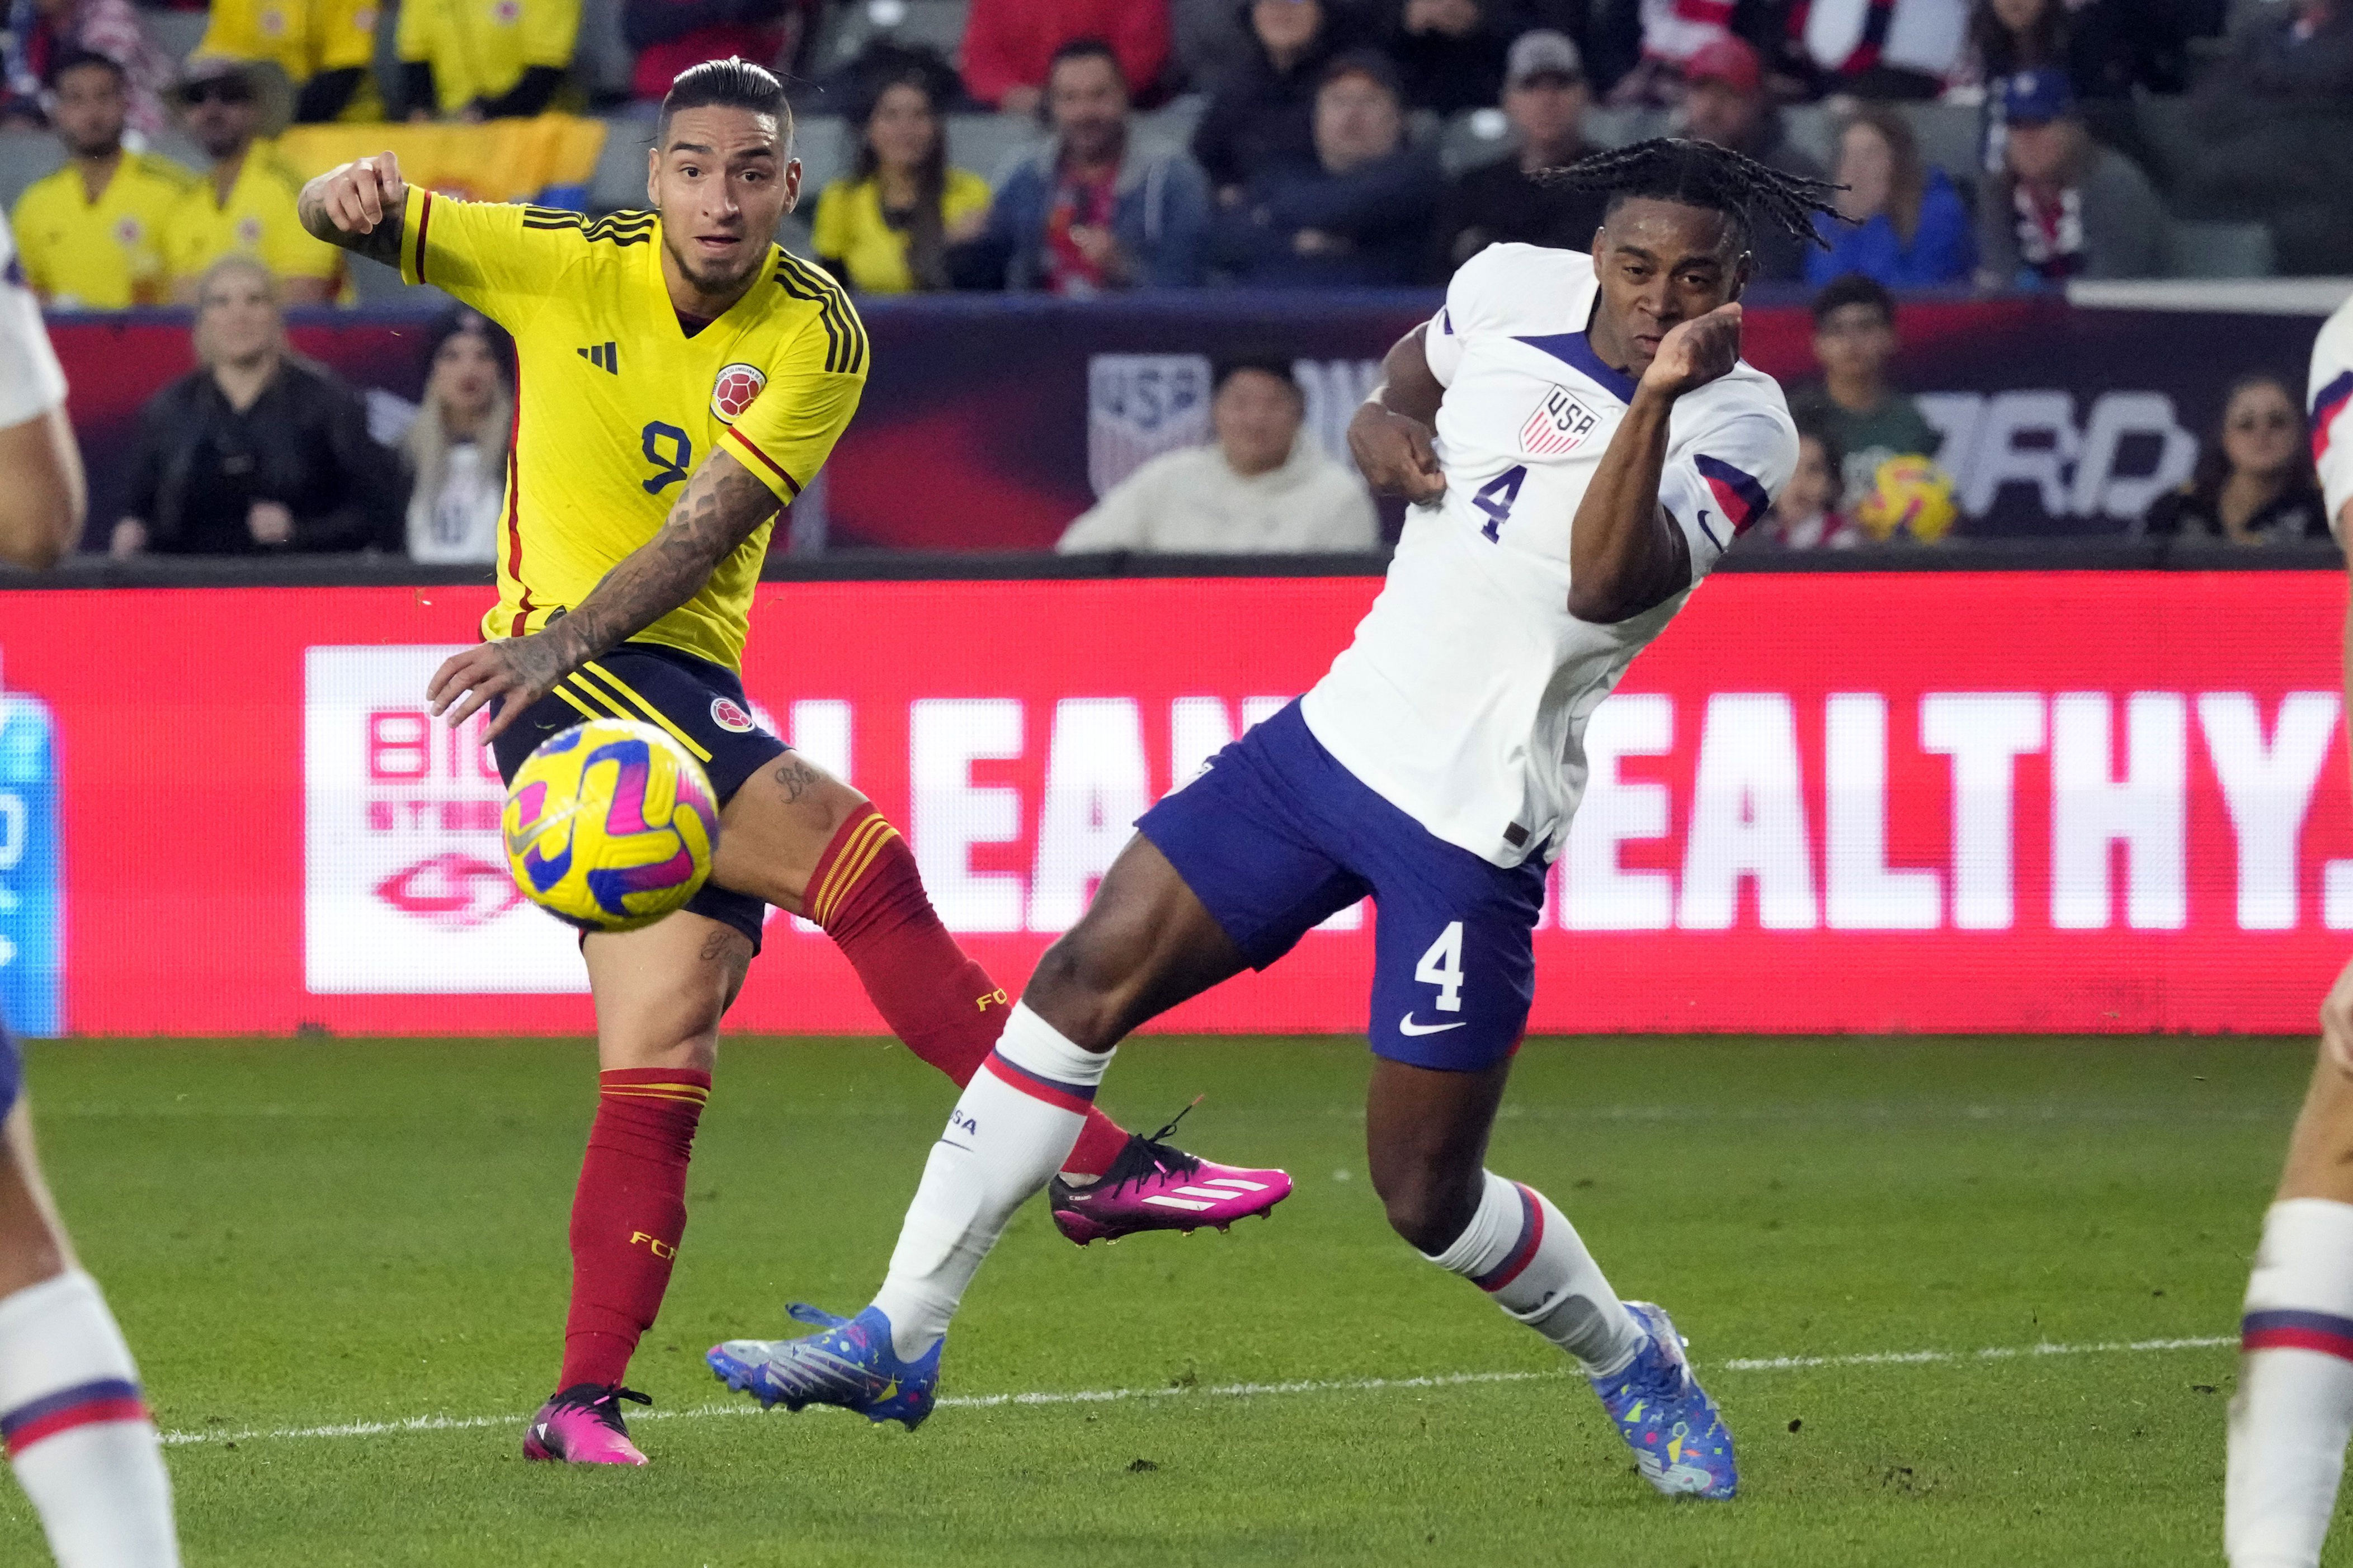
[706,140,1841,1498]
[2225,291,2353,1568]
[0,212,182,1565]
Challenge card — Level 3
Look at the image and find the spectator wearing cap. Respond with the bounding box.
[1058,356,1377,554]
[1676,34,1826,282]
[1208,49,1442,286]
[961,0,1171,115]
[159,59,342,305]
[1428,31,1607,278]
[967,39,1209,291]
[403,310,516,564]
[1387,0,1510,116]
[1191,0,1356,202]
[112,256,402,559]
[1975,67,2165,287]
[10,51,192,308]
[396,0,579,119]
[1805,102,1976,288]
[0,0,175,136]
[1606,0,1736,106]
[194,0,384,124]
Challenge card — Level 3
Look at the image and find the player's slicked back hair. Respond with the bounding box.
[659,56,793,149]
[1539,138,1843,257]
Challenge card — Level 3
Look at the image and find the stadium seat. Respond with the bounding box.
[2167,218,2276,278]
[944,111,1039,182]
[570,0,639,105]
[811,0,971,77]
[1440,107,1511,177]
[0,129,66,213]
[1584,106,1671,152]
[587,117,655,212]
[138,7,210,63]
[1780,101,1835,169]
[1897,101,1984,185]
[2132,94,2200,191]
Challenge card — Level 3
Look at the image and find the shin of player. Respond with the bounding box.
[0,1052,180,1567]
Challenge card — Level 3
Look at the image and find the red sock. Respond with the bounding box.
[807,804,1131,1177]
[559,1068,710,1391]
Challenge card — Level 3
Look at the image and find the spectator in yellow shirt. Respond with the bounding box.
[10,52,192,307]
[395,0,579,120]
[192,0,384,124]
[811,68,990,293]
[159,59,341,304]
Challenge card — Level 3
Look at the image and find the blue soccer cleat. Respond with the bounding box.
[707,1303,940,1430]
[1590,1301,1738,1499]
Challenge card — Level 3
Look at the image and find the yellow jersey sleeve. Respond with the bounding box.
[399,192,587,330]
[717,271,869,504]
[314,0,379,71]
[521,0,581,69]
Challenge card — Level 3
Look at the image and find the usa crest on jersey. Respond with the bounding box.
[1521,386,1600,456]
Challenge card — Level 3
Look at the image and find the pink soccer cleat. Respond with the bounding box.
[521,1383,652,1465]
[1049,1108,1291,1245]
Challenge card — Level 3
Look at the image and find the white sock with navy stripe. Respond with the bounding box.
[872,1003,1114,1361]
[1425,1172,1642,1378]
[0,1271,178,1567]
[2228,1199,2353,1568]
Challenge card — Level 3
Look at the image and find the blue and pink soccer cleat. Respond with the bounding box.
[1048,1109,1292,1245]
[521,1383,652,1465]
[1590,1301,1737,1499]
[707,1303,940,1429]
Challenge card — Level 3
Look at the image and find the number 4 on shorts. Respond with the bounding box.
[1416,921,1465,1013]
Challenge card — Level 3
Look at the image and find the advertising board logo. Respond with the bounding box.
[373,851,521,929]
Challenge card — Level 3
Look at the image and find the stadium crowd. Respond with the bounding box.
[0,0,2345,558]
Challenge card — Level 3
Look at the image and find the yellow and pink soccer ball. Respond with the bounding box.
[1852,455,1959,543]
[501,717,720,932]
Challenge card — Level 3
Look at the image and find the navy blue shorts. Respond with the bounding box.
[0,1015,18,1122]
[492,641,788,950]
[1136,703,1546,1073]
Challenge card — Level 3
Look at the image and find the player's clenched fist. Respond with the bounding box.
[305,152,408,237]
[1639,303,1743,401]
[1348,403,1447,504]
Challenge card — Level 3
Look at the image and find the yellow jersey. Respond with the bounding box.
[162,143,344,290]
[194,0,384,119]
[395,0,579,111]
[809,168,991,294]
[9,152,194,308]
[397,193,868,669]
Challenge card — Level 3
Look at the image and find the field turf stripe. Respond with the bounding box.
[154,1334,2233,1449]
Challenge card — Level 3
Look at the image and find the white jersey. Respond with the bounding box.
[2311,294,2353,538]
[1300,243,1798,867]
[0,211,67,430]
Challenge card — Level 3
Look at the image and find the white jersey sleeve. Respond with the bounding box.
[2310,296,2353,539]
[0,212,67,430]
[1658,387,1802,575]
[1424,243,1565,389]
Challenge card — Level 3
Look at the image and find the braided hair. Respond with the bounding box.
[1539,138,1844,257]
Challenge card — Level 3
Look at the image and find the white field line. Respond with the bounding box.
[154,1333,2236,1450]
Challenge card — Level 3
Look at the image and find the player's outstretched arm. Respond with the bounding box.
[0,408,83,569]
[1347,324,1447,504]
[1565,303,1742,624]
[428,449,782,738]
[297,152,409,270]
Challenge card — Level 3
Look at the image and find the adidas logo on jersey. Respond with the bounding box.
[1522,385,1600,456]
[577,341,619,374]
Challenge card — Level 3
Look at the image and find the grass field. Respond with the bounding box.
[0,1033,2321,1565]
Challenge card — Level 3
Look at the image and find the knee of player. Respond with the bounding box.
[1023,937,1138,1051]
[1374,1165,1482,1255]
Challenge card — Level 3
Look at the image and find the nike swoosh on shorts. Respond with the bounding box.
[1397,1016,1467,1036]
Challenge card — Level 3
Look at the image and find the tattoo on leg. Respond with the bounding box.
[772,757,821,803]
[699,927,752,966]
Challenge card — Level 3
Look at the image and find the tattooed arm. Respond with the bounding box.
[428,449,784,739]
[297,150,409,269]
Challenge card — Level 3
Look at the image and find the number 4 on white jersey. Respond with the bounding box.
[1415,921,1465,1012]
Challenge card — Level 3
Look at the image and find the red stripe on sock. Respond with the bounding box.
[4,1397,150,1458]
[981,1052,1096,1116]
[2245,1326,2353,1360]
[560,1067,711,1391]
[1474,1184,1546,1293]
[808,804,1129,1175]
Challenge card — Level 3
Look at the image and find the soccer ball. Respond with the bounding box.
[1852,455,1959,543]
[502,718,721,933]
